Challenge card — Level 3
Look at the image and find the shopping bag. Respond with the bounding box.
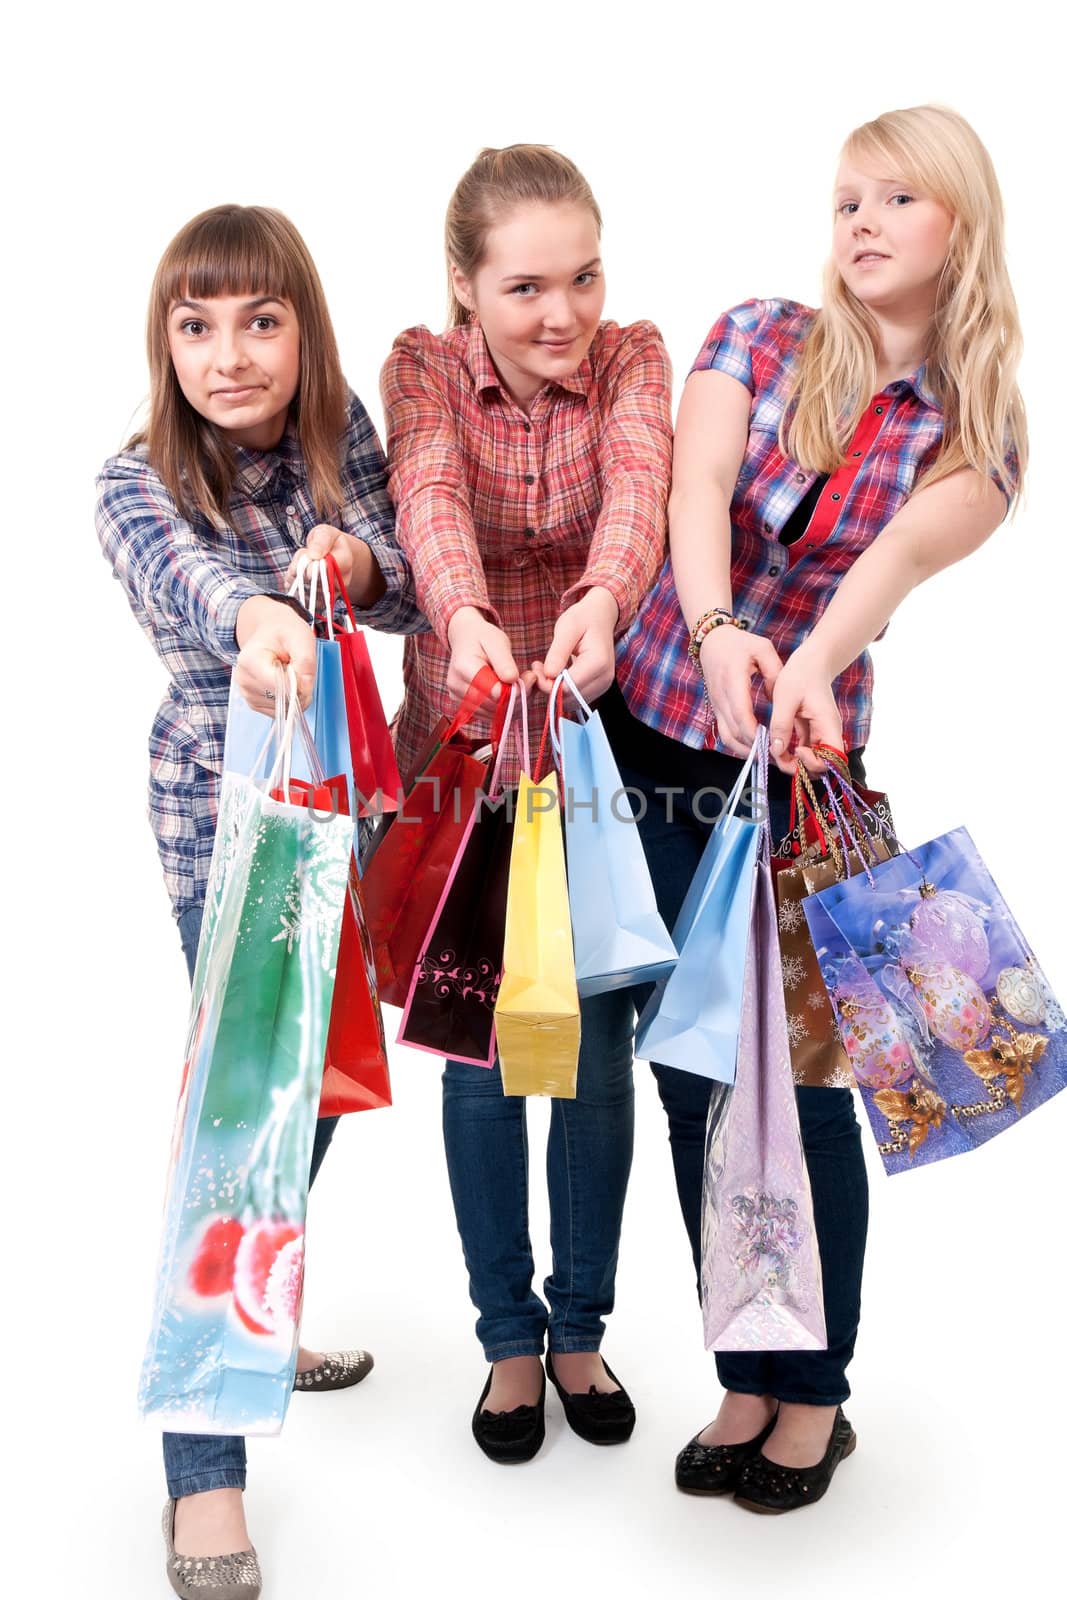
[701,729,827,1351]
[140,680,353,1435]
[805,769,1067,1174]
[551,671,677,997]
[321,553,403,816]
[634,741,762,1082]
[396,684,524,1066]
[772,760,895,1088]
[361,667,495,1004]
[496,766,582,1098]
[274,779,390,1117]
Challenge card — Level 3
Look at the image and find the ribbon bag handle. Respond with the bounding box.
[442,665,504,745]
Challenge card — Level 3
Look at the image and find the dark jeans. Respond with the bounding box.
[162,903,339,1498]
[442,987,635,1361]
[600,686,870,1406]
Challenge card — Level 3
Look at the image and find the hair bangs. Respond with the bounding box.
[158,206,296,311]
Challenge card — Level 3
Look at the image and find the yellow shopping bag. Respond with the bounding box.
[496,771,581,1097]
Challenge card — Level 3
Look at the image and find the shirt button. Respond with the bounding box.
[524,527,536,538]
[769,565,781,577]
[523,422,532,434]
[523,473,535,485]
[286,505,296,516]
[852,450,862,458]
[795,473,806,484]
[763,522,773,533]
[831,492,842,501]
[875,405,884,415]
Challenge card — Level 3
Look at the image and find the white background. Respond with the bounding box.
[5,3,1063,1597]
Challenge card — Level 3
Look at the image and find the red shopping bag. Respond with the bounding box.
[271,776,391,1116]
[321,554,403,818]
[361,668,496,1006]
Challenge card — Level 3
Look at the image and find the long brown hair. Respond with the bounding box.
[131,205,347,525]
[786,106,1026,500]
[444,146,602,328]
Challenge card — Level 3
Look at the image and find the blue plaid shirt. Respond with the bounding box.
[97,388,425,919]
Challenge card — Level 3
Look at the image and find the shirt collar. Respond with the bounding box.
[465,321,593,404]
[883,362,941,413]
[232,414,303,497]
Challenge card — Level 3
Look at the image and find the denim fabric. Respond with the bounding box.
[442,986,636,1361]
[163,902,339,1497]
[601,686,870,1405]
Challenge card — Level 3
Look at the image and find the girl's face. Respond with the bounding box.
[832,159,954,319]
[453,201,605,410]
[167,293,300,449]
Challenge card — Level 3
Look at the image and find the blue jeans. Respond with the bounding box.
[442,986,636,1361]
[162,903,339,1498]
[600,686,870,1407]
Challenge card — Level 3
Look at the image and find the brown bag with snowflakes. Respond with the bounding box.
[772,762,895,1089]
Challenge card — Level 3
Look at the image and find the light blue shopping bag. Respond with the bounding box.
[551,672,677,997]
[634,738,762,1082]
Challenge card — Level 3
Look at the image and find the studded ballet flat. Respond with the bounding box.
[733,1407,857,1514]
[545,1351,636,1445]
[163,1500,262,1599]
[293,1348,374,1392]
[471,1364,547,1463]
[674,1409,779,1495]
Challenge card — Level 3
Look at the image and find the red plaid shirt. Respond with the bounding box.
[381,319,672,783]
[616,297,953,754]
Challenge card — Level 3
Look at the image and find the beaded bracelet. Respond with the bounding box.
[687,609,748,664]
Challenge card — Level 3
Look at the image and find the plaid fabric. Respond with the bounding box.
[96,388,424,919]
[381,319,672,784]
[616,297,952,753]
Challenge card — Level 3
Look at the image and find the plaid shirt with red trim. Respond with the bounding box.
[615,297,953,754]
[381,319,672,783]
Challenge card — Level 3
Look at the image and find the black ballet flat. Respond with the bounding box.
[674,1410,779,1496]
[471,1365,546,1464]
[733,1407,857,1513]
[545,1351,636,1445]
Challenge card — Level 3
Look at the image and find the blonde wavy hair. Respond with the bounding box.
[444,145,602,328]
[786,105,1026,499]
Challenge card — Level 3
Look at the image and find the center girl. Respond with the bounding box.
[385,146,672,1459]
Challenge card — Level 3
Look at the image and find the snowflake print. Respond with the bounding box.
[778,898,806,935]
[808,989,827,1011]
[779,954,806,992]
[786,1013,810,1049]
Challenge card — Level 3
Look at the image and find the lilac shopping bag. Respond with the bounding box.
[805,770,1067,1176]
[701,729,827,1352]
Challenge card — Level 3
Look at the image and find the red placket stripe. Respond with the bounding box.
[787,393,893,568]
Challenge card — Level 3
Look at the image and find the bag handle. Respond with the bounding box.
[442,665,503,744]
[486,680,529,796]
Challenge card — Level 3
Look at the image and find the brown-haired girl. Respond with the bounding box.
[97,203,422,1598]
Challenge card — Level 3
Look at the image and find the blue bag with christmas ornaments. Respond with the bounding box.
[803,772,1067,1175]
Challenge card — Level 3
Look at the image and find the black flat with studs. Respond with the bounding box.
[733,1407,856,1514]
[674,1410,779,1496]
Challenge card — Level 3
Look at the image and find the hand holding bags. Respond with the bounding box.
[634,739,762,1083]
[804,767,1067,1175]
[319,553,403,816]
[700,729,827,1352]
[140,676,353,1436]
[551,671,677,997]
